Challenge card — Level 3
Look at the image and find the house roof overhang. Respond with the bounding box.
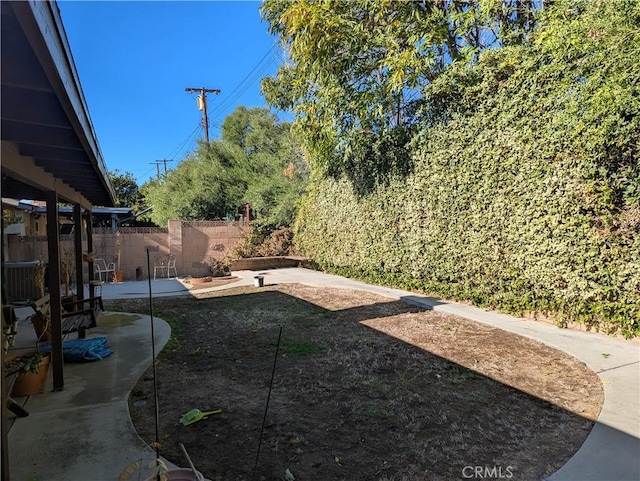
[1,0,116,209]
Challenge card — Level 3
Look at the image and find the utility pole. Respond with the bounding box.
[150,159,173,179]
[185,87,220,143]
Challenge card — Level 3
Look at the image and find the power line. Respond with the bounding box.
[181,125,204,158]
[207,43,279,121]
[149,159,173,179]
[165,123,202,160]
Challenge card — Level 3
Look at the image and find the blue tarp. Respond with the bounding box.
[41,336,113,362]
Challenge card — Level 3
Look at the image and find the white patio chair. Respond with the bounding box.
[166,255,177,278]
[153,255,166,280]
[94,258,116,282]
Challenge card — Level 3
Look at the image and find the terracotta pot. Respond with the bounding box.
[11,354,51,397]
[190,276,212,285]
[114,270,125,282]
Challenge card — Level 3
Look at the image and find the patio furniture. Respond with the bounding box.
[94,258,116,282]
[90,280,104,297]
[166,255,177,278]
[30,294,104,340]
[153,255,166,280]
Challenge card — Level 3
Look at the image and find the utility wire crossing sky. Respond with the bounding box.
[58,1,285,184]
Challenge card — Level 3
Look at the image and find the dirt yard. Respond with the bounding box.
[108,283,603,481]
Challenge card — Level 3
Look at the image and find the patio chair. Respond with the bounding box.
[153,255,166,280]
[94,258,116,282]
[166,255,177,278]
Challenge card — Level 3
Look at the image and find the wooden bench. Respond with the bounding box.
[31,294,104,340]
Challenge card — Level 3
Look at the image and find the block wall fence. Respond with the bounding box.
[5,220,249,281]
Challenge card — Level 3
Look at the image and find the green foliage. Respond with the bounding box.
[108,170,153,225]
[294,0,640,338]
[108,169,147,211]
[2,208,21,227]
[141,107,309,227]
[156,312,181,352]
[208,257,230,277]
[4,352,46,376]
[261,0,538,187]
[231,223,295,259]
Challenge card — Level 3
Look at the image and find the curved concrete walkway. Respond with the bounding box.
[8,312,173,481]
[9,267,639,480]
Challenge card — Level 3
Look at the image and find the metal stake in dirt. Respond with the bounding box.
[146,249,162,476]
[252,326,283,481]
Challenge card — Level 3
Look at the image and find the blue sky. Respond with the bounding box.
[58,1,284,185]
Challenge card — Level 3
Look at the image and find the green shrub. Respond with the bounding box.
[294,0,640,338]
[231,223,295,258]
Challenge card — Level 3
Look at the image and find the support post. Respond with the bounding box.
[46,190,64,391]
[185,87,220,143]
[1,219,10,480]
[85,211,95,300]
[73,204,84,302]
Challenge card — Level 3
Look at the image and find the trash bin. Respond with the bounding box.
[254,275,264,287]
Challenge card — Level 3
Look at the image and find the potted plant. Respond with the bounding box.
[3,306,18,351]
[113,254,125,282]
[4,350,51,397]
[29,257,51,341]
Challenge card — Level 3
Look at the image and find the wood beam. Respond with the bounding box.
[85,211,95,299]
[45,190,64,392]
[1,140,92,209]
[1,121,80,150]
[23,144,88,163]
[0,85,69,128]
[73,204,84,302]
[10,1,115,205]
[1,313,9,481]
[1,219,10,480]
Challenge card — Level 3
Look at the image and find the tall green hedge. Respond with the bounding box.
[295,1,640,337]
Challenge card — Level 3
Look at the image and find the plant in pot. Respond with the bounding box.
[4,349,51,397]
[29,257,51,342]
[3,306,18,351]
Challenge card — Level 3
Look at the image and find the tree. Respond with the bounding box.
[108,170,144,209]
[293,0,640,337]
[261,0,539,190]
[141,107,309,227]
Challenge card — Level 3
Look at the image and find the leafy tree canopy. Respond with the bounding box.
[108,169,148,210]
[293,0,640,337]
[108,170,152,224]
[141,106,309,227]
[261,0,538,188]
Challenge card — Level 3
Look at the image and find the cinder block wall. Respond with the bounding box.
[5,220,248,281]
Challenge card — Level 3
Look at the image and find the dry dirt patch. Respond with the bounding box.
[108,284,603,481]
